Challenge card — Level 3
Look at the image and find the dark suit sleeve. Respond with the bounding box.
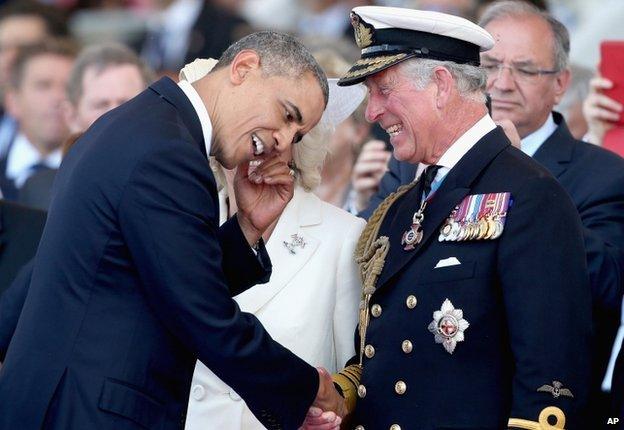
[0,260,33,361]
[577,173,624,312]
[117,140,318,430]
[359,157,404,220]
[218,216,271,296]
[497,176,592,429]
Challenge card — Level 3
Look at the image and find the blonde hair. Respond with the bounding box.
[293,121,332,190]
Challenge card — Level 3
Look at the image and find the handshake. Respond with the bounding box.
[299,368,349,430]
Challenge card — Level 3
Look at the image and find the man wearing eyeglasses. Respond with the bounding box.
[358,1,624,425]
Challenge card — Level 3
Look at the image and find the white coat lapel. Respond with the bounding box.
[235,188,322,314]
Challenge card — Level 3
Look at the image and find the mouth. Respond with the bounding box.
[385,123,403,138]
[252,133,265,156]
[491,99,519,108]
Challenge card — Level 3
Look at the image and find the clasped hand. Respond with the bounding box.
[299,368,347,430]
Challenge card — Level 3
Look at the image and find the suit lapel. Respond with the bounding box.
[235,189,321,314]
[532,113,574,179]
[149,77,207,158]
[376,127,510,288]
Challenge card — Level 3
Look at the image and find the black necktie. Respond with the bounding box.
[421,165,441,201]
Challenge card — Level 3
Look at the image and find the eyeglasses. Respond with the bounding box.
[482,62,560,83]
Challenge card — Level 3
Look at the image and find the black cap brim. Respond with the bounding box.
[338,52,415,86]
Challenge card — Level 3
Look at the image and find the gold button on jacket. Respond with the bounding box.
[406,295,417,309]
[395,380,407,395]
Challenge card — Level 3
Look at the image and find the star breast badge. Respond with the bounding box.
[428,299,470,354]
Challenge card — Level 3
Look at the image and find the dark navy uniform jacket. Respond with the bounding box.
[361,113,624,422]
[352,126,592,429]
[0,78,318,430]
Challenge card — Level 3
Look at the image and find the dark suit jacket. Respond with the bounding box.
[352,126,591,429]
[0,78,318,430]
[0,201,46,292]
[18,168,57,211]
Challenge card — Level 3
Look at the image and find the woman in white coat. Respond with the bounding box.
[181,60,366,430]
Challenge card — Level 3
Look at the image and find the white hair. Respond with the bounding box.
[292,121,332,191]
[398,58,487,104]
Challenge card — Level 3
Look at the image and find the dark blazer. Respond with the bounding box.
[0,78,318,430]
[0,260,33,361]
[351,126,592,429]
[18,168,57,211]
[362,113,624,423]
[0,200,46,292]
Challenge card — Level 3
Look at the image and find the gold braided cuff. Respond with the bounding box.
[508,406,566,429]
[332,365,363,414]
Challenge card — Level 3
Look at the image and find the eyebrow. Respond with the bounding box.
[481,55,537,67]
[285,101,303,125]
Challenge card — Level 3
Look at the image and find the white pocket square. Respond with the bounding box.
[434,257,461,268]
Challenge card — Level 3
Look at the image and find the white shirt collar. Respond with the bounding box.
[418,114,496,189]
[6,133,62,188]
[520,113,557,157]
[177,79,212,156]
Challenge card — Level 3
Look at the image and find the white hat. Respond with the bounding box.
[339,6,494,86]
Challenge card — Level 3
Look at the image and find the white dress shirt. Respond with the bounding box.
[5,133,61,188]
[520,113,557,157]
[178,79,212,156]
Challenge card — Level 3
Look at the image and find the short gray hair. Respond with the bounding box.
[399,58,488,103]
[67,43,154,105]
[479,0,570,71]
[216,31,329,107]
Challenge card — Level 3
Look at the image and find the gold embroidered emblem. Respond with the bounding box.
[537,380,574,399]
[350,12,374,48]
[342,53,408,80]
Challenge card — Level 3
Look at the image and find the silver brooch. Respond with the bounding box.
[283,234,306,255]
[428,299,470,354]
[537,381,574,399]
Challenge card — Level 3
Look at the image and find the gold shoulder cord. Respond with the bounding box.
[508,407,566,430]
[332,182,417,413]
[354,181,418,365]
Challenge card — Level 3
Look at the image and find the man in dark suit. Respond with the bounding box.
[318,5,592,430]
[357,3,624,424]
[0,200,45,292]
[0,31,346,430]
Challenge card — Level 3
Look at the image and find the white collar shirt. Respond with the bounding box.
[6,133,62,188]
[420,114,497,197]
[178,79,212,156]
[520,113,557,157]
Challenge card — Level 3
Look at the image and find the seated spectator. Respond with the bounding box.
[0,0,68,157]
[19,43,154,210]
[0,39,76,202]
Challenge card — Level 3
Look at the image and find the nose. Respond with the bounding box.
[272,125,297,153]
[365,94,384,123]
[490,66,515,92]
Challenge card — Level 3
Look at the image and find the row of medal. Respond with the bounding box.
[439,192,511,242]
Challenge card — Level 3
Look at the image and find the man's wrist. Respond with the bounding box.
[236,212,262,247]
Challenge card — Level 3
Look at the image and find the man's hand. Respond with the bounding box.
[496,118,521,149]
[351,140,391,212]
[234,156,295,245]
[300,368,346,430]
[583,76,623,144]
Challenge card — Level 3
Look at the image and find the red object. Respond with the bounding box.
[600,41,624,126]
[603,128,624,157]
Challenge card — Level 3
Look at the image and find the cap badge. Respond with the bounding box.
[428,299,469,354]
[350,12,375,48]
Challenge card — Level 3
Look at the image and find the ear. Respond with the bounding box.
[229,50,261,85]
[4,89,21,119]
[432,66,454,109]
[552,67,571,105]
[62,100,82,134]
